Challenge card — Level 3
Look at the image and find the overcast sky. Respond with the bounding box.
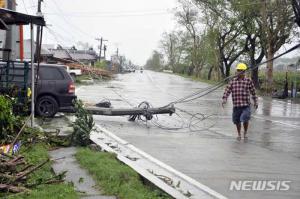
[17,0,177,65]
[16,0,299,65]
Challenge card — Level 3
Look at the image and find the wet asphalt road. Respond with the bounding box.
[77,70,300,199]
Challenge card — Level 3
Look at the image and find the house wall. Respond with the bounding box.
[0,0,7,54]
[0,0,19,61]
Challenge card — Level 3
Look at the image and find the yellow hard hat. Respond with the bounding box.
[236,63,247,70]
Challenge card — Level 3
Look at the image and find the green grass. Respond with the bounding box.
[175,71,300,97]
[4,143,79,199]
[259,71,300,90]
[10,184,78,199]
[75,148,171,199]
[174,72,217,85]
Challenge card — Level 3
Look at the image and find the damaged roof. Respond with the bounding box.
[0,8,45,30]
[49,49,71,60]
[69,51,97,61]
[49,49,97,61]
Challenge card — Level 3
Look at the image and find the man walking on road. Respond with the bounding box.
[222,63,258,140]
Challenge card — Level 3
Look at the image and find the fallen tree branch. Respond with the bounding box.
[0,184,28,193]
[15,159,50,181]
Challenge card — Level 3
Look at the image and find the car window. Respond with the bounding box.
[39,67,64,80]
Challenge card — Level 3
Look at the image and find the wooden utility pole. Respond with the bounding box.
[103,45,107,60]
[95,38,101,61]
[19,25,24,61]
[95,37,107,61]
[35,0,43,62]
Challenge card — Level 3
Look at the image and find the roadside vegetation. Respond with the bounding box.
[5,144,79,199]
[73,100,170,199]
[0,96,79,198]
[176,70,300,97]
[175,72,217,85]
[145,0,298,95]
[0,97,171,198]
[95,60,108,70]
[259,71,300,92]
[76,148,171,199]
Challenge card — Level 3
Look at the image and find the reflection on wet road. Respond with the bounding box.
[77,70,300,199]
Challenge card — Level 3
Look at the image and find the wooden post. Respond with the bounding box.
[19,25,24,61]
[30,23,35,127]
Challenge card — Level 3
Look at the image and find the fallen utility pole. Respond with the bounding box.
[85,105,175,119]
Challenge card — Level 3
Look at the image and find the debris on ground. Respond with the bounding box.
[95,100,112,108]
[0,151,55,193]
[66,63,113,79]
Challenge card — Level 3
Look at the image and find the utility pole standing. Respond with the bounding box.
[35,0,43,62]
[103,45,107,60]
[95,37,108,62]
[95,38,101,61]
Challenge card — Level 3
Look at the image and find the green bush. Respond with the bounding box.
[71,100,95,146]
[0,96,19,144]
[259,71,300,91]
[95,61,108,69]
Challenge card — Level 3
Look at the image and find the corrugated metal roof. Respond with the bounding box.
[49,49,71,59]
[69,52,96,60]
[22,39,54,59]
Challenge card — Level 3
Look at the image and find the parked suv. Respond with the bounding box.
[0,62,76,117]
[35,64,76,117]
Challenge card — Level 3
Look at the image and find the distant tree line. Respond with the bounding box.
[145,0,297,91]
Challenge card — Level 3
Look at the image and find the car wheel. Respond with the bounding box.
[36,96,58,117]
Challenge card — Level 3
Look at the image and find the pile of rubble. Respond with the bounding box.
[0,152,49,193]
[67,63,112,79]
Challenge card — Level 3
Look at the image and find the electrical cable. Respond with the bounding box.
[43,0,300,132]
[161,43,300,107]
[50,0,97,39]
[44,11,171,18]
[21,0,29,14]
[132,43,300,132]
[45,27,96,80]
[110,84,218,131]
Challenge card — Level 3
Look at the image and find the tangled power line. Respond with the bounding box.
[21,0,300,132]
[108,43,300,132]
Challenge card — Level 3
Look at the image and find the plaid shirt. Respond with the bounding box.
[222,77,258,107]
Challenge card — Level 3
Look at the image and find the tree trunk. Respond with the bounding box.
[187,65,194,76]
[225,63,231,77]
[250,55,260,88]
[251,67,260,88]
[219,61,225,78]
[265,49,274,93]
[208,66,213,80]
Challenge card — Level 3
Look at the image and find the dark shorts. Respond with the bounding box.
[232,106,251,124]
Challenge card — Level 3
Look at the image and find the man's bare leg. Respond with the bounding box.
[243,122,249,139]
[235,123,242,140]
